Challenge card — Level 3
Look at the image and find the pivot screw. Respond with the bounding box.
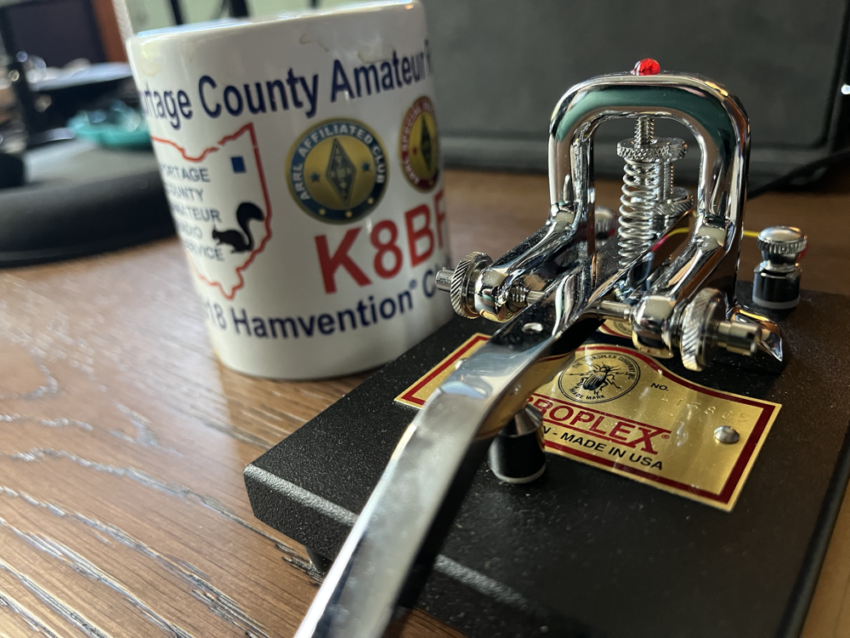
[679,288,759,371]
[714,425,740,444]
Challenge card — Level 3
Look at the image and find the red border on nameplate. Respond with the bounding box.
[397,334,490,407]
[152,123,273,300]
[396,337,778,510]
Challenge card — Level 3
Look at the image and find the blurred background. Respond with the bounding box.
[0,0,848,264]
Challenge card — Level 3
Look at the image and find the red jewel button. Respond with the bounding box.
[632,58,660,76]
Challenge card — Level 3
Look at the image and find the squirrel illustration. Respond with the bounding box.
[211,202,265,253]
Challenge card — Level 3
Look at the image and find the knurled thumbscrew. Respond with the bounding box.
[679,288,759,371]
[436,212,621,318]
[435,252,492,319]
[752,226,806,310]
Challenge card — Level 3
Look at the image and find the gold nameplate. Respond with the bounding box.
[599,319,633,339]
[396,334,781,511]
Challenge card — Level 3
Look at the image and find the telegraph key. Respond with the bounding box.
[246,61,850,638]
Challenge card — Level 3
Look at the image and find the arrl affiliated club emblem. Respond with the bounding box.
[558,352,640,404]
[400,96,439,191]
[288,119,387,223]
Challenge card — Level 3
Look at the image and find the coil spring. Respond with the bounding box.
[618,117,660,266]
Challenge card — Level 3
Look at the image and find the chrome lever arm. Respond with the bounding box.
[296,221,648,638]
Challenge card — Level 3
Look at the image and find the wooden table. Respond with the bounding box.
[1,169,848,637]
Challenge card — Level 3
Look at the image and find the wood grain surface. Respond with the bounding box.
[0,169,848,637]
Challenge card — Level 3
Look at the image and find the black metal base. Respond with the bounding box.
[246,288,850,638]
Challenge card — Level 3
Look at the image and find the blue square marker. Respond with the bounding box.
[231,156,246,173]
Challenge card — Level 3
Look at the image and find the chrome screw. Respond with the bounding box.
[714,425,740,444]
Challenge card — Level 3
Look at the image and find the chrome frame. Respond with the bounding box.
[549,72,750,357]
[296,71,769,638]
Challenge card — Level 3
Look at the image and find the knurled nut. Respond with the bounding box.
[757,229,807,257]
[617,137,688,162]
[450,252,491,319]
[656,193,694,218]
[665,186,692,203]
[680,288,725,372]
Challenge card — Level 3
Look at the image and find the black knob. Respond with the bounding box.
[753,226,807,309]
[488,404,546,484]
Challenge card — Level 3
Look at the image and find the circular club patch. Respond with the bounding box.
[399,96,440,191]
[557,351,640,404]
[288,119,387,223]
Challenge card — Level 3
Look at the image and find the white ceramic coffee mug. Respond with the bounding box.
[127,0,452,379]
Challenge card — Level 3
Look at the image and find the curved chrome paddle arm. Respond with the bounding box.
[296,64,783,638]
